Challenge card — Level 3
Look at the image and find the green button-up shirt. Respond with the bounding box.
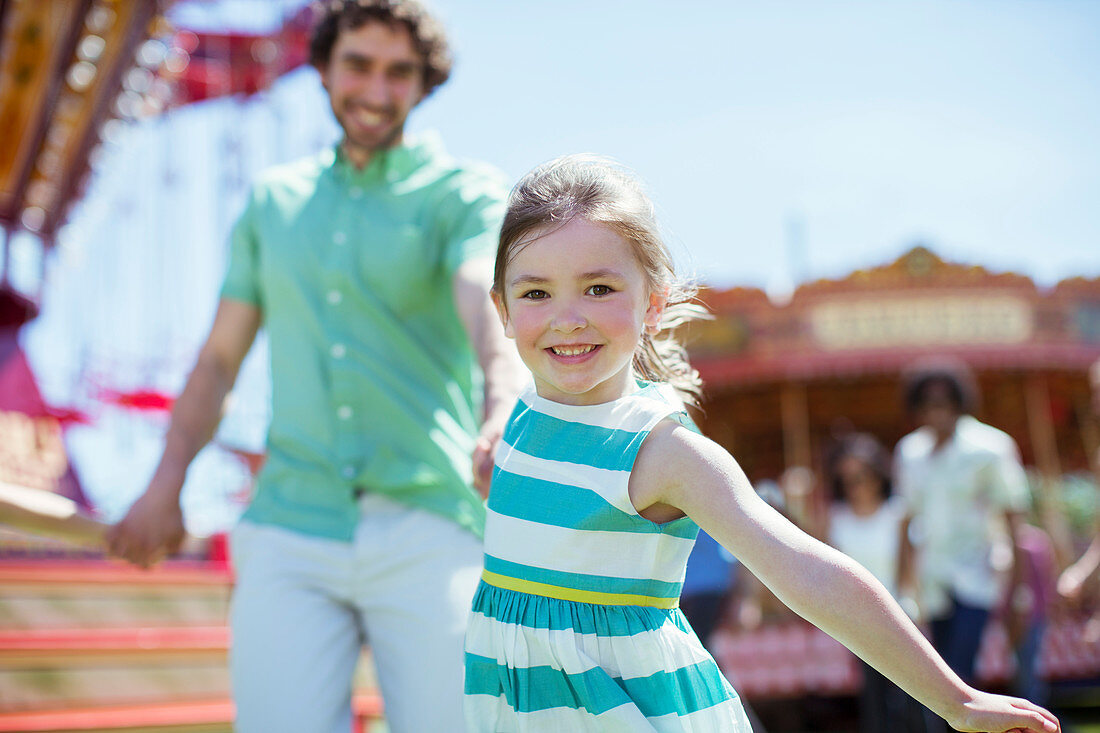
[221,133,508,541]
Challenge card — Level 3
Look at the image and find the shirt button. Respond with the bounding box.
[342,465,355,479]
[349,187,362,199]
[337,405,353,420]
[333,231,346,245]
[331,343,346,358]
[326,290,342,305]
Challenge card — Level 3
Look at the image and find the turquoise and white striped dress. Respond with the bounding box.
[464,383,752,732]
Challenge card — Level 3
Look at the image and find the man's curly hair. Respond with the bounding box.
[309,0,453,97]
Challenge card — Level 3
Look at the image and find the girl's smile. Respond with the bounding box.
[548,343,599,359]
[493,217,665,406]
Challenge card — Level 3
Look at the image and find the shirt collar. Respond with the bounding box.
[919,414,971,454]
[328,130,443,186]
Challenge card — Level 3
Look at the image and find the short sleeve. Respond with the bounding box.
[892,444,920,515]
[219,189,263,307]
[984,440,1031,513]
[440,170,509,276]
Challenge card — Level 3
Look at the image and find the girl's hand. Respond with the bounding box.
[472,408,509,499]
[472,434,496,499]
[945,688,1059,733]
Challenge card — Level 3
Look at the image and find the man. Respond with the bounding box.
[106,2,524,731]
[895,358,1030,697]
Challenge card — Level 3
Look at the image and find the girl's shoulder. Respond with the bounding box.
[639,414,720,467]
[630,413,730,511]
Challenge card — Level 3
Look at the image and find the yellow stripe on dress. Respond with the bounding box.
[481,570,679,609]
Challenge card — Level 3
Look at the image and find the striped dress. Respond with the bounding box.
[464,383,752,732]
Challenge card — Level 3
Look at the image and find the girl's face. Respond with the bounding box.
[493,217,666,406]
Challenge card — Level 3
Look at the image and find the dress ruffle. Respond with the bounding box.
[465,583,752,732]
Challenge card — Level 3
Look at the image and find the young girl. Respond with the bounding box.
[463,155,1060,733]
[825,432,928,733]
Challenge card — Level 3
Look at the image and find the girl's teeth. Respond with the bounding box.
[552,345,594,356]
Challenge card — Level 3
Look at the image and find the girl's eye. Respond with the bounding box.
[587,284,613,296]
[520,289,548,300]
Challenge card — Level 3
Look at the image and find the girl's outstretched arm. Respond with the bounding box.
[631,421,1060,733]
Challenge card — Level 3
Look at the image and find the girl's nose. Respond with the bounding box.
[550,303,586,332]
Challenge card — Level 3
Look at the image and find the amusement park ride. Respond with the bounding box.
[0,1,1098,730]
[0,0,310,530]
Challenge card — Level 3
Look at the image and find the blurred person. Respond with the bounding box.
[1058,535,1100,645]
[1058,356,1100,641]
[825,432,927,733]
[895,358,1031,701]
[681,528,738,648]
[106,2,524,731]
[1004,522,1056,706]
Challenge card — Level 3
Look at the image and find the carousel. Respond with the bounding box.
[689,247,1100,555]
[686,249,1100,705]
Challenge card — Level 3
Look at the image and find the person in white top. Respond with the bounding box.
[827,432,928,733]
[895,358,1031,701]
[1058,357,1100,640]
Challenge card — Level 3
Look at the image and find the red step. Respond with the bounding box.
[0,559,232,588]
[0,693,384,732]
[0,626,230,667]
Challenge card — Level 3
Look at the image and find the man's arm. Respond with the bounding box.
[452,257,527,497]
[106,299,262,567]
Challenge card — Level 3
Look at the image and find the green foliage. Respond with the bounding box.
[1027,470,1099,536]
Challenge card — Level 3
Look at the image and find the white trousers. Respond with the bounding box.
[229,493,483,733]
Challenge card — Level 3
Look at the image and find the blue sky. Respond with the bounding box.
[392,0,1100,295]
[167,0,1100,293]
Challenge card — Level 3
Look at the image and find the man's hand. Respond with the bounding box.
[105,480,186,569]
[105,298,260,569]
[472,437,494,499]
